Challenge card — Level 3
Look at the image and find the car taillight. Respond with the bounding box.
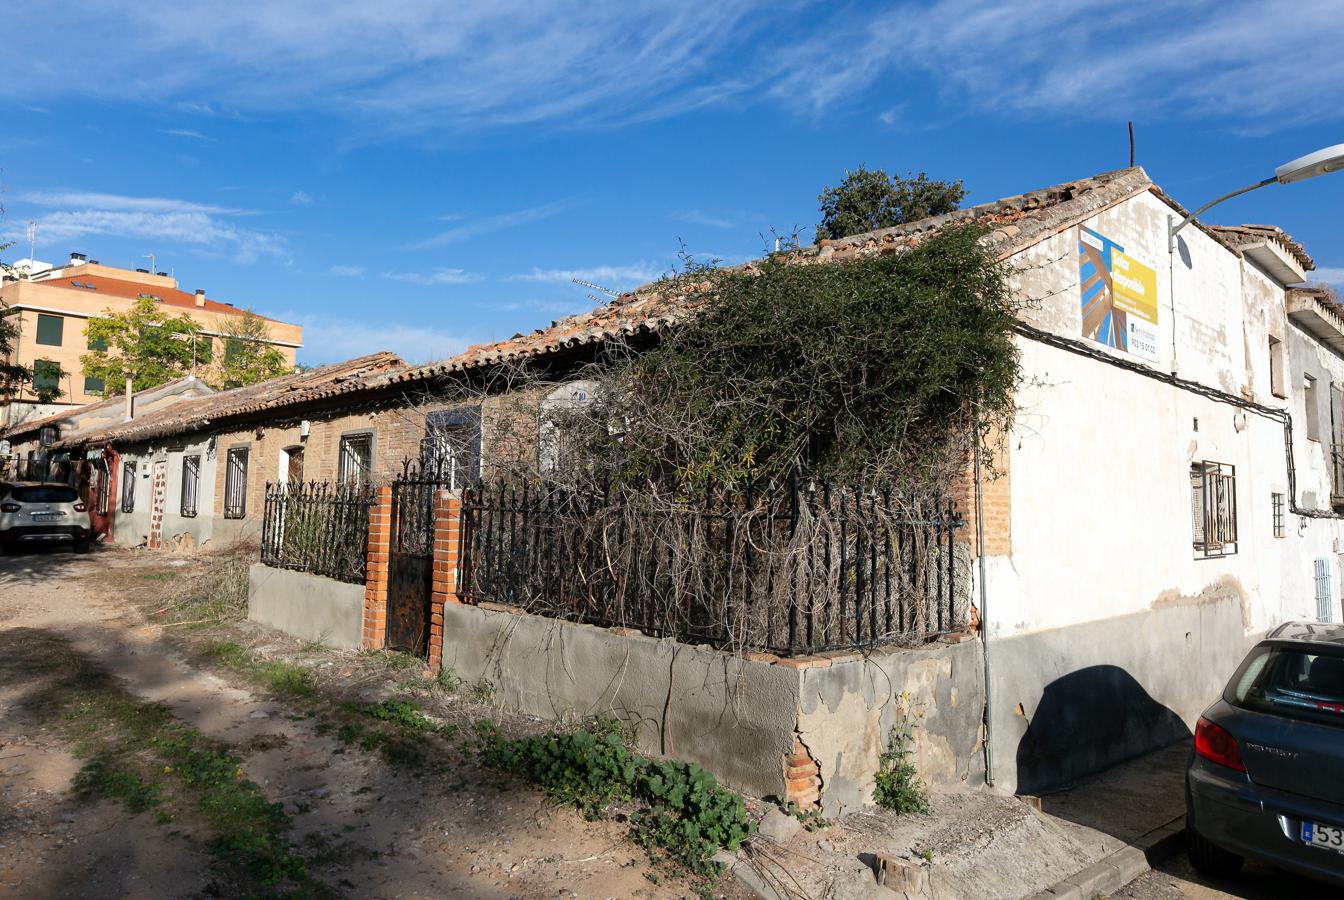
[0,503,19,513]
[1195,716,1246,772]
[73,502,87,512]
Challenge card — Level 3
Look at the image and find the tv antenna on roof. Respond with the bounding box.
[571,278,618,298]
[143,252,155,273]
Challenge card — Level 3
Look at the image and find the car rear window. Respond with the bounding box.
[10,486,79,503]
[1230,645,1344,727]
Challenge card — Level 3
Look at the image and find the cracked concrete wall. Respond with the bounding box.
[439,603,800,800]
[794,640,985,815]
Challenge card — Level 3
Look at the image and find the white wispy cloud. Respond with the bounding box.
[382,267,482,286]
[672,210,738,230]
[163,128,209,139]
[2,2,1337,137]
[0,2,772,136]
[411,200,572,249]
[513,263,662,289]
[291,190,314,206]
[291,314,468,366]
[19,190,284,264]
[770,0,1344,125]
[330,264,364,277]
[1311,266,1344,285]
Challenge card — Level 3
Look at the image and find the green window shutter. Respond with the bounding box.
[35,314,64,346]
[32,360,60,391]
[84,375,106,395]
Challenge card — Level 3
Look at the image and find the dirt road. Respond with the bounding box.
[0,546,736,899]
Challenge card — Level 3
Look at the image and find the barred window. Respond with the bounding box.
[1272,492,1285,539]
[121,461,137,513]
[338,433,373,487]
[1192,461,1237,558]
[181,455,200,518]
[224,448,248,519]
[95,461,111,515]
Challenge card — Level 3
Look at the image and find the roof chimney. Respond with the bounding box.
[68,252,87,266]
[194,289,206,308]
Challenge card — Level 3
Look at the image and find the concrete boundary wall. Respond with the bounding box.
[439,601,985,812]
[248,563,366,650]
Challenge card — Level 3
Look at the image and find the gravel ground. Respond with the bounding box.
[0,544,752,899]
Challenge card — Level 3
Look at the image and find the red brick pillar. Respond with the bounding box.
[362,485,394,650]
[428,489,465,671]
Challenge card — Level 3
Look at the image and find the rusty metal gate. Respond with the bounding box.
[387,466,444,655]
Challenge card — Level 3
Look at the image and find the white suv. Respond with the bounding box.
[0,483,92,553]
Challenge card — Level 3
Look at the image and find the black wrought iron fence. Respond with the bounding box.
[260,481,376,584]
[459,477,967,656]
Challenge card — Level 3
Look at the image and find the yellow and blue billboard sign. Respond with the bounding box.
[1079,226,1158,361]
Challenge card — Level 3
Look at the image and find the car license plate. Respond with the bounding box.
[30,511,64,521]
[1302,821,1344,852]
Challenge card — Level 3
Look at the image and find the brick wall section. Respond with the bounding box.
[427,490,465,671]
[785,735,822,809]
[953,435,1011,559]
[362,485,393,650]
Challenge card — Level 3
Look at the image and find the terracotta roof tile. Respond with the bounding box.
[34,274,274,320]
[1206,224,1315,272]
[57,352,406,447]
[374,167,1154,387]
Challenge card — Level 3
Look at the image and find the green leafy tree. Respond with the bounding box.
[81,296,213,395]
[1,250,65,403]
[815,166,966,242]
[213,310,291,389]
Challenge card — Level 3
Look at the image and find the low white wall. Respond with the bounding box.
[247,563,365,650]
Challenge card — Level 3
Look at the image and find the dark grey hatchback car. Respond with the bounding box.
[1187,622,1344,887]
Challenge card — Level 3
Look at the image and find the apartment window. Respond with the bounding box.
[338,433,373,488]
[31,360,60,394]
[121,461,137,513]
[84,375,105,396]
[35,314,64,347]
[87,332,108,352]
[1191,461,1238,558]
[1272,492,1286,538]
[181,455,200,518]
[1305,374,1321,441]
[1268,336,1285,398]
[224,448,248,519]
[224,337,245,363]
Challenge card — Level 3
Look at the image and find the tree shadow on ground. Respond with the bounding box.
[1016,664,1192,844]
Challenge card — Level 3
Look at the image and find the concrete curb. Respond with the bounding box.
[1027,816,1186,900]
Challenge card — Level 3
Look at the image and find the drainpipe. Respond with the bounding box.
[975,415,994,788]
[124,375,133,421]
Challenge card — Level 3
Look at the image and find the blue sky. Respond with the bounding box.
[1,0,1341,366]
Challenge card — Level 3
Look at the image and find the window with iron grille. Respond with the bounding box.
[1316,558,1334,623]
[224,448,248,519]
[1272,492,1285,538]
[338,433,373,487]
[121,461,137,513]
[95,461,111,515]
[1191,461,1237,558]
[181,455,200,517]
[422,407,482,490]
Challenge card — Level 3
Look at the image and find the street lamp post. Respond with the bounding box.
[1168,143,1344,253]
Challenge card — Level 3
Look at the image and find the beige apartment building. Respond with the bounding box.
[0,253,302,427]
